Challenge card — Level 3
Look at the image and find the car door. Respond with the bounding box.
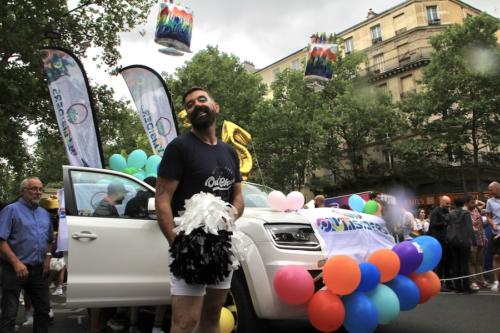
[63,166,171,307]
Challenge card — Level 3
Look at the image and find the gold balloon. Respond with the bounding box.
[219,307,235,333]
[222,121,253,180]
[177,110,191,128]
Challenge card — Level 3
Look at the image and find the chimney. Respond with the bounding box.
[242,61,256,73]
[367,8,377,19]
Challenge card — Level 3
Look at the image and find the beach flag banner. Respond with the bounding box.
[41,48,104,168]
[120,65,179,157]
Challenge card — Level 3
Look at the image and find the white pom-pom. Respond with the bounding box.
[174,192,233,235]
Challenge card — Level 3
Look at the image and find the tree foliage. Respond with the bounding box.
[0,0,154,192]
[397,13,500,192]
[165,46,267,131]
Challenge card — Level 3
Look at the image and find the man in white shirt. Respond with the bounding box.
[486,181,500,291]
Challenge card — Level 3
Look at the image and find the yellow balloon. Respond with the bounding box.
[222,120,253,180]
[219,306,235,333]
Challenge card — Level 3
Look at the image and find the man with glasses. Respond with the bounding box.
[0,177,53,333]
[156,87,244,333]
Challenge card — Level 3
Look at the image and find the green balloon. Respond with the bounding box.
[122,167,138,175]
[363,200,379,214]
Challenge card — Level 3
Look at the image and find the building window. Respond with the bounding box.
[373,53,384,73]
[378,83,389,94]
[400,74,416,98]
[291,59,300,70]
[345,37,354,54]
[370,25,382,44]
[427,6,440,25]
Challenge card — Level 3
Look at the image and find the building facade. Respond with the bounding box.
[254,0,498,200]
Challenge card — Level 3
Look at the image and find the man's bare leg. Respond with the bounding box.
[171,295,204,333]
[198,289,229,333]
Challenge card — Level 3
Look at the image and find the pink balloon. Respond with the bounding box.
[286,191,305,211]
[274,265,314,305]
[268,191,287,212]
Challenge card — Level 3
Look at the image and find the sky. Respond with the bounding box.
[80,0,499,101]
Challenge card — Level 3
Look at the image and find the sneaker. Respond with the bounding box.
[470,282,480,291]
[49,308,55,323]
[52,287,64,296]
[107,319,126,332]
[22,315,34,326]
[491,281,499,292]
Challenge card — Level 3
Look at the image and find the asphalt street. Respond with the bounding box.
[14,290,500,333]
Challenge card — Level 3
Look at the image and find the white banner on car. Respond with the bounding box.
[41,48,104,168]
[299,208,395,262]
[120,65,179,157]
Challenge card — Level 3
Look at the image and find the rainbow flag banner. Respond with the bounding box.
[155,1,193,54]
[304,33,338,81]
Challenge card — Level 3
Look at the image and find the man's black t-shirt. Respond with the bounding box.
[158,132,242,217]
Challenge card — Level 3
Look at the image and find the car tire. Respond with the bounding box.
[230,269,266,333]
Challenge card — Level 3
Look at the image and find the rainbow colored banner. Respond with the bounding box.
[120,65,179,157]
[41,48,104,168]
[155,2,193,53]
[304,43,338,81]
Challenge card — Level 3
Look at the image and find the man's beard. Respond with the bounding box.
[188,105,216,130]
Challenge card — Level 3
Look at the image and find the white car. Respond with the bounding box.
[61,165,392,332]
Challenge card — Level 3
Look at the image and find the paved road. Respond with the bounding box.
[15,290,500,332]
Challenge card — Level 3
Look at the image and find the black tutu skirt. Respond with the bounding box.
[169,227,233,285]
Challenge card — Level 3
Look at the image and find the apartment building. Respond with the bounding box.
[257,0,485,101]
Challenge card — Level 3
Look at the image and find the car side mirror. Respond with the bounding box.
[148,197,157,220]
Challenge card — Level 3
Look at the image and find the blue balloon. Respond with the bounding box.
[109,154,127,171]
[386,275,420,311]
[343,292,378,333]
[357,263,381,292]
[412,236,442,273]
[349,194,366,212]
[145,155,162,174]
[367,284,400,324]
[127,149,148,169]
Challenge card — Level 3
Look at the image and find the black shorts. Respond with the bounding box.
[492,235,500,256]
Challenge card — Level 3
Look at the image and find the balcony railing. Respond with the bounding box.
[372,36,383,44]
[428,18,441,26]
[362,47,433,81]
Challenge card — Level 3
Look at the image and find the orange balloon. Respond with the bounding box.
[367,249,400,283]
[422,271,441,297]
[308,290,345,332]
[323,255,361,295]
[410,273,433,303]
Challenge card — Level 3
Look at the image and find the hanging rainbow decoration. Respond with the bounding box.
[154,1,193,56]
[304,33,338,81]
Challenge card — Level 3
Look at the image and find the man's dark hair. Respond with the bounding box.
[463,194,474,204]
[369,191,380,200]
[453,197,464,207]
[144,176,157,188]
[182,86,213,104]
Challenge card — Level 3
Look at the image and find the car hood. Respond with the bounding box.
[242,208,310,224]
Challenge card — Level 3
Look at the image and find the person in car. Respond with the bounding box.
[156,87,244,333]
[0,177,53,333]
[93,182,128,217]
[124,176,156,218]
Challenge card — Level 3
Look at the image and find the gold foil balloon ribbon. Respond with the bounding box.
[222,121,253,180]
[178,110,191,128]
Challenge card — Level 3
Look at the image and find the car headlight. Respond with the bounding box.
[264,224,321,251]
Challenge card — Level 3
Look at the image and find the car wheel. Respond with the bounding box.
[229,269,266,333]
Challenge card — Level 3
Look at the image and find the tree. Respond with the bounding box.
[398,13,500,193]
[249,69,328,192]
[165,46,267,130]
[0,0,155,183]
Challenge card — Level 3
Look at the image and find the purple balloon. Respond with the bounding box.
[392,241,423,275]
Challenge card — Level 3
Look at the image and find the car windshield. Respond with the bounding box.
[242,182,272,208]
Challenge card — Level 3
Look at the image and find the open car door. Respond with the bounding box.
[62,166,171,307]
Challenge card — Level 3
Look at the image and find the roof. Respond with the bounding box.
[255,47,307,73]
